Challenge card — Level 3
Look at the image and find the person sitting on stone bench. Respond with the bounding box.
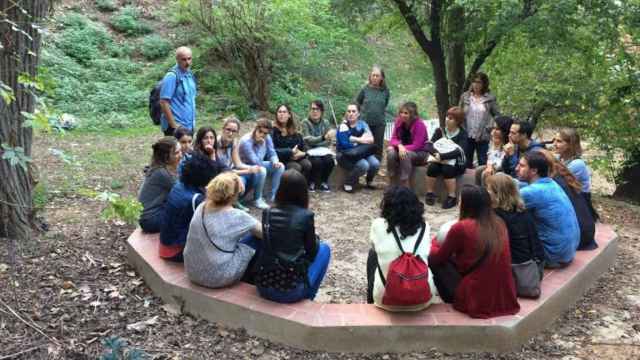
[160,152,224,262]
[386,102,430,188]
[517,151,580,268]
[273,104,313,182]
[475,126,506,187]
[539,150,597,251]
[336,103,380,193]
[486,173,545,297]
[553,128,599,221]
[428,185,520,319]
[254,170,331,303]
[138,137,182,233]
[238,118,285,209]
[501,119,544,180]
[424,106,469,209]
[184,172,263,288]
[174,127,193,157]
[301,100,336,193]
[366,186,439,311]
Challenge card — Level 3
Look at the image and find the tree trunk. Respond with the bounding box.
[0,1,49,242]
[613,150,640,204]
[429,47,450,127]
[445,5,466,107]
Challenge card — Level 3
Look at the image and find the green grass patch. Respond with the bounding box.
[110,7,153,36]
[90,149,124,167]
[33,182,49,210]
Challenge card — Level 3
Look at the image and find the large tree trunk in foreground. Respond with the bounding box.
[0,0,49,242]
[614,150,640,204]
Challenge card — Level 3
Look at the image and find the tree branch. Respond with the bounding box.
[465,0,538,87]
[391,0,433,56]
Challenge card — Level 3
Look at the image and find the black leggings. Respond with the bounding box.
[426,162,458,179]
[308,155,335,184]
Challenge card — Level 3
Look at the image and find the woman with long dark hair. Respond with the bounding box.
[254,169,331,303]
[273,104,312,181]
[366,186,438,311]
[428,185,519,318]
[138,137,182,233]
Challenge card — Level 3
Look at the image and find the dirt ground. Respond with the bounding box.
[1,129,639,359]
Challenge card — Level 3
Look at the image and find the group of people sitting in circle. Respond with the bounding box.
[136,66,600,318]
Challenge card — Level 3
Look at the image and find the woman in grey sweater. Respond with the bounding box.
[138,137,181,233]
[184,172,262,288]
[356,65,390,161]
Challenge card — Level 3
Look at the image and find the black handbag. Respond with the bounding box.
[338,143,377,170]
[254,209,309,292]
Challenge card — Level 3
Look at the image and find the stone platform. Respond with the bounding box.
[127,224,617,353]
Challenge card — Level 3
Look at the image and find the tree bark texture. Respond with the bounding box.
[445,5,465,107]
[0,0,49,241]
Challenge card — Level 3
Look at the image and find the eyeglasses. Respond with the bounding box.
[224,128,238,133]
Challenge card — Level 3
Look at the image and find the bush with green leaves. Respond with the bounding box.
[110,7,153,36]
[96,0,117,12]
[95,191,143,225]
[55,13,114,64]
[100,336,149,360]
[140,35,172,60]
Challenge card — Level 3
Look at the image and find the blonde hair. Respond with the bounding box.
[205,172,241,208]
[486,173,525,212]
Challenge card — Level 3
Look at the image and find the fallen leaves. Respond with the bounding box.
[126,316,159,332]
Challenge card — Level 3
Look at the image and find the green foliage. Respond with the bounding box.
[96,0,117,12]
[100,336,149,360]
[56,13,115,65]
[140,35,172,60]
[1,143,32,171]
[110,7,153,36]
[33,182,49,210]
[97,192,143,225]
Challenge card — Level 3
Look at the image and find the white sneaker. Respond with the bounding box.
[253,198,270,209]
[343,184,354,193]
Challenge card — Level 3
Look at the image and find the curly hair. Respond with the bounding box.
[180,152,222,189]
[380,186,425,238]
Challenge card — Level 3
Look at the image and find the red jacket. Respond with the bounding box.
[429,219,520,318]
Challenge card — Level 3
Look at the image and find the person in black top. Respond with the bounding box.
[255,169,331,303]
[485,173,545,266]
[273,104,312,182]
[424,106,470,209]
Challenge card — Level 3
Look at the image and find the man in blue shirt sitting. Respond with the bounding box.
[160,46,197,136]
[518,151,580,268]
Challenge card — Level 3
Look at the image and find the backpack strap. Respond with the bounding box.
[261,208,273,253]
[377,222,427,286]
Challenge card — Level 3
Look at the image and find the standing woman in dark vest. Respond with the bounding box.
[356,65,390,161]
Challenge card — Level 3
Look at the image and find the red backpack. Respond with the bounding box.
[377,223,432,306]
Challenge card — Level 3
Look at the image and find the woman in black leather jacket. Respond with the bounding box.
[256,169,331,303]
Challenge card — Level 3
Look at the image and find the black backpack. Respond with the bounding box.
[149,69,178,125]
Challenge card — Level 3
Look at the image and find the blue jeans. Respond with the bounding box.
[347,155,380,185]
[257,242,331,303]
[240,171,266,201]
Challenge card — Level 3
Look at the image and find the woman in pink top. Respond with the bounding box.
[386,102,429,187]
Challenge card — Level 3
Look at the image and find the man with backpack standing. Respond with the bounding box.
[158,46,197,136]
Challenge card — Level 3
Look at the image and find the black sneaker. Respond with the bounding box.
[319,183,330,192]
[442,196,457,209]
[424,192,436,206]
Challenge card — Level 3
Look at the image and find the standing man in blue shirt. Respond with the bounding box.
[160,47,197,136]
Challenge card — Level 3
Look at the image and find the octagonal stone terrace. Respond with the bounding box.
[126,224,617,353]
